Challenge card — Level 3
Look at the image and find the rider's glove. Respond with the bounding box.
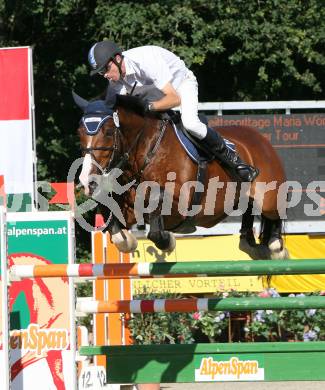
[138,99,153,114]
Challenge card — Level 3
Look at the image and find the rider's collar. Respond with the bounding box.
[82,114,112,135]
[123,56,136,77]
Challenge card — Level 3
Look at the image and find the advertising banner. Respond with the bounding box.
[6,211,76,389]
[0,47,35,211]
[0,207,9,389]
[209,113,325,222]
[194,354,265,381]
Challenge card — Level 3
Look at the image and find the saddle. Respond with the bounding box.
[166,110,211,163]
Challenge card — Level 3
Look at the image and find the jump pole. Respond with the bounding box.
[10,258,325,279]
[76,295,325,314]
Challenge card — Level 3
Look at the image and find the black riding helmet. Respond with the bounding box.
[88,40,122,76]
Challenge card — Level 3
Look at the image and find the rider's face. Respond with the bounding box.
[102,56,123,81]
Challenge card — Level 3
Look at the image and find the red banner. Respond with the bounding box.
[0,47,29,120]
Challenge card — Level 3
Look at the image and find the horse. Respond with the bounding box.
[72,90,289,260]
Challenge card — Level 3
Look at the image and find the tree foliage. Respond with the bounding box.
[0,0,324,178]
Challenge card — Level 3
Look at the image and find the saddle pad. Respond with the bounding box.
[172,122,236,163]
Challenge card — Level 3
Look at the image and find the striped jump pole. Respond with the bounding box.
[76,296,325,314]
[9,258,325,280]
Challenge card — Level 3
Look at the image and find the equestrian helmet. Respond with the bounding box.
[88,40,122,76]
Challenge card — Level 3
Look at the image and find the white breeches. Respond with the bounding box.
[176,71,207,140]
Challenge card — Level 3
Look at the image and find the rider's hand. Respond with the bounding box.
[138,98,153,114]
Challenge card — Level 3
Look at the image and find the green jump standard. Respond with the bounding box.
[79,342,325,383]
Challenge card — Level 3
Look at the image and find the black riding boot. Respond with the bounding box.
[201,127,259,182]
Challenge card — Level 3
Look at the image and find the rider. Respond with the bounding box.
[87,40,259,182]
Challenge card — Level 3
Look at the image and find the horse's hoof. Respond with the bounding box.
[161,232,176,252]
[268,237,283,252]
[267,237,289,259]
[147,230,176,252]
[270,246,290,260]
[111,229,138,253]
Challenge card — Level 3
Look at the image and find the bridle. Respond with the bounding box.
[80,109,169,182]
[80,113,120,174]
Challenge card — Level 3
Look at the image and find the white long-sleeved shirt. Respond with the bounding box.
[109,45,190,94]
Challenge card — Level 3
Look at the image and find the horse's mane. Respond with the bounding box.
[115,94,148,117]
[114,85,165,117]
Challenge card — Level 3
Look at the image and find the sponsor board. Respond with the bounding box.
[6,211,76,389]
[0,207,9,389]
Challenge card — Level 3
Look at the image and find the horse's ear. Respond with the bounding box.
[72,91,89,111]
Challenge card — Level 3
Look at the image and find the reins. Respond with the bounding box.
[114,118,169,184]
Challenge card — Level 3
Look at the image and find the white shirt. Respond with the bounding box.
[109,45,190,94]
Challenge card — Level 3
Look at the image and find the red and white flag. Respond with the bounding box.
[0,47,35,206]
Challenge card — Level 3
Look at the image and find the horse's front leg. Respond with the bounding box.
[148,214,176,252]
[108,216,138,253]
[146,187,176,252]
[98,201,138,253]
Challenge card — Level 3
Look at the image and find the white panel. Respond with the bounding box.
[0,120,33,194]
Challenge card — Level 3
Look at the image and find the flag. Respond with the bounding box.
[0,47,35,210]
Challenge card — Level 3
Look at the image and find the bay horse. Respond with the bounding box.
[73,90,289,260]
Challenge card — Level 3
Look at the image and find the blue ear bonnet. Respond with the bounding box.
[82,100,113,135]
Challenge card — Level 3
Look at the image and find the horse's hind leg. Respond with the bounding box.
[240,202,256,245]
[239,202,261,259]
[260,216,289,260]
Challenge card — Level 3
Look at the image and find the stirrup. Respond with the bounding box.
[219,148,259,182]
[235,165,259,182]
[221,164,259,182]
